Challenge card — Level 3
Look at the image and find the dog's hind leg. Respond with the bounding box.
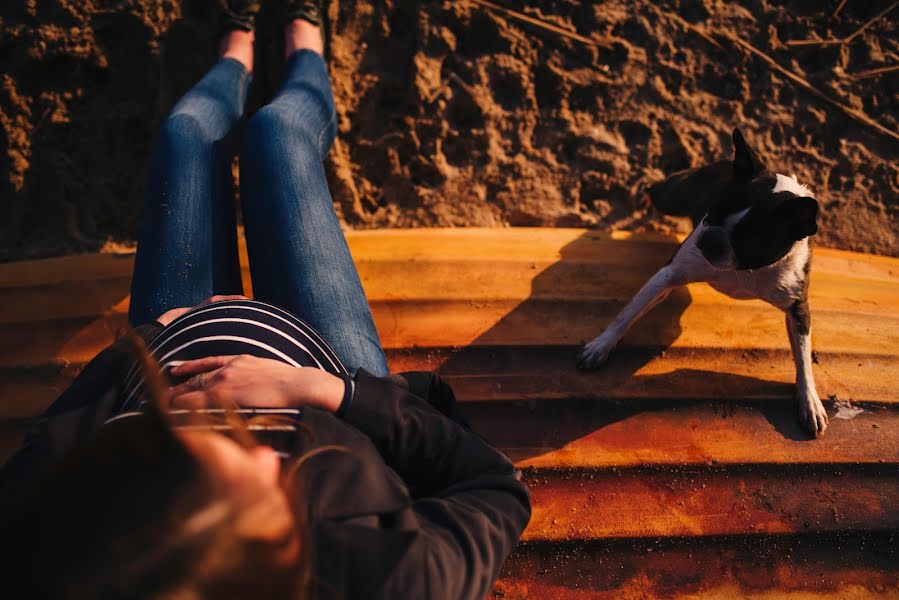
[786,299,828,436]
[578,267,676,369]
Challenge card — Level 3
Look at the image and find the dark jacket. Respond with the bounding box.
[0,324,531,600]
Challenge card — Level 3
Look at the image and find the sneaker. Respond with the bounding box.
[285,0,323,27]
[219,0,262,33]
[284,0,328,55]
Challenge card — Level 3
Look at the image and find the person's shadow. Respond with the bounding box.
[428,230,809,460]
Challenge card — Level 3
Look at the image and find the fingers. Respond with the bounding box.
[169,377,206,398]
[171,356,238,377]
[170,390,212,408]
[170,369,229,407]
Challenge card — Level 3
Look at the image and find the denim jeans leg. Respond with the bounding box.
[240,50,388,376]
[129,58,251,326]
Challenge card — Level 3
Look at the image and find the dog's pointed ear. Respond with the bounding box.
[779,195,819,239]
[732,128,766,180]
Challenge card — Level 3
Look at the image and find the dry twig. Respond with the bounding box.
[787,1,898,47]
[654,7,723,49]
[470,0,615,50]
[844,0,898,43]
[850,64,899,79]
[833,0,848,18]
[785,38,843,47]
[717,29,899,142]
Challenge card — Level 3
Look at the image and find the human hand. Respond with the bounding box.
[169,355,345,413]
[155,295,249,326]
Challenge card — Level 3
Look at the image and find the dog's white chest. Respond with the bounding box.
[705,240,810,308]
[668,230,810,309]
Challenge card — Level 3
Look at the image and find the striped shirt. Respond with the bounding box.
[119,299,347,413]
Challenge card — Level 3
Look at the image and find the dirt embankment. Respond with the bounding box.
[1,0,897,261]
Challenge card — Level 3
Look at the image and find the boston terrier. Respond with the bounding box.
[577,128,827,436]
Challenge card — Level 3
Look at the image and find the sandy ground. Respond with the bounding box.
[1,0,897,261]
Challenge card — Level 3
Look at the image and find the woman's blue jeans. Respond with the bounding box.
[129,52,388,376]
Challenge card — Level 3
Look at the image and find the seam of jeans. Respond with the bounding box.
[317,110,337,158]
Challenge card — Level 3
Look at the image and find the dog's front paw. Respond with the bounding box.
[798,389,828,437]
[577,339,613,370]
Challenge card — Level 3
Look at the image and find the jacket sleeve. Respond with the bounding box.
[0,322,163,496]
[386,370,470,428]
[337,369,531,600]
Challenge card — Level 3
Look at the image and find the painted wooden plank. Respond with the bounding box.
[390,346,895,405]
[0,232,896,359]
[466,400,899,468]
[0,298,897,367]
[0,307,895,412]
[1,343,896,422]
[2,228,896,281]
[2,236,897,320]
[496,532,898,599]
[522,467,899,540]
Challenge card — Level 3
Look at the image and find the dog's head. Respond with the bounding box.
[697,128,819,270]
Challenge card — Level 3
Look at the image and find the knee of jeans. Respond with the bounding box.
[158,112,214,150]
[246,103,325,157]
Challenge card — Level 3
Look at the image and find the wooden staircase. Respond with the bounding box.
[1,228,897,598]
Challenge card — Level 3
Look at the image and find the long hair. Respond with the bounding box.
[1,333,312,600]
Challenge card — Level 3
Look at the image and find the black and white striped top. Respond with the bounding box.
[119,299,347,413]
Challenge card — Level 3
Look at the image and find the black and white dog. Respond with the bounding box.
[577,128,828,436]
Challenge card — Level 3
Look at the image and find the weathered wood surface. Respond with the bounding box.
[0,228,897,598]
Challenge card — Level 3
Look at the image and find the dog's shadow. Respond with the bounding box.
[443,230,808,459]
